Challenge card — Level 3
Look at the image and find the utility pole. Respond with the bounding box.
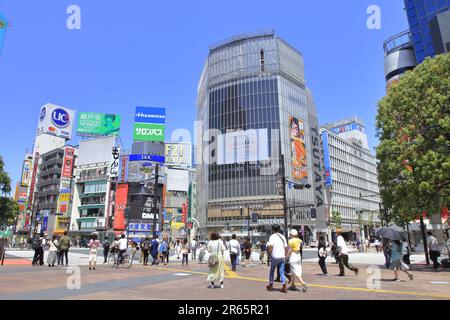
[281,154,288,239]
[420,215,430,265]
[152,163,159,237]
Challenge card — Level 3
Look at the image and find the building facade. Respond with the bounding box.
[321,121,381,242]
[196,31,326,242]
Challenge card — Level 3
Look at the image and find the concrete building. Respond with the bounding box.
[196,30,326,243]
[320,119,381,242]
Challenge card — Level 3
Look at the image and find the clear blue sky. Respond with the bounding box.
[0,0,409,187]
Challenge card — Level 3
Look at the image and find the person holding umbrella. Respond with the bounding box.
[390,239,414,281]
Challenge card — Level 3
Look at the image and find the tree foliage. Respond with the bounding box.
[330,210,342,229]
[0,155,19,227]
[376,54,450,224]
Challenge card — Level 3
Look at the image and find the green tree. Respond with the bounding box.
[330,211,342,230]
[376,54,450,237]
[0,155,19,228]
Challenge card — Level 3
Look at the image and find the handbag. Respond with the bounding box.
[208,241,220,268]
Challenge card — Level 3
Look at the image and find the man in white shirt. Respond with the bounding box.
[191,238,198,260]
[336,230,359,276]
[117,234,128,266]
[426,232,440,269]
[228,234,241,272]
[266,224,288,293]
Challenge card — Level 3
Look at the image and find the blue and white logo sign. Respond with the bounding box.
[51,108,70,128]
[135,106,166,124]
[40,107,47,122]
[129,154,165,163]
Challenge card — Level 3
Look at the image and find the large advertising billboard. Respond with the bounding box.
[113,183,128,231]
[133,123,165,142]
[166,169,189,192]
[77,112,121,136]
[62,147,75,179]
[289,116,308,181]
[37,103,75,140]
[165,143,192,167]
[322,131,333,187]
[128,161,156,183]
[21,160,32,187]
[135,107,166,124]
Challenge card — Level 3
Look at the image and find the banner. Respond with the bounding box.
[135,107,166,124]
[113,183,128,231]
[133,123,165,142]
[118,155,129,183]
[62,147,75,179]
[77,112,121,136]
[21,160,32,187]
[289,116,308,181]
[321,131,333,187]
[129,154,165,163]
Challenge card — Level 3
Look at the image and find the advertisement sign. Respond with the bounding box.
[109,147,120,178]
[27,152,40,210]
[37,103,75,140]
[77,112,121,136]
[289,116,308,181]
[165,143,192,167]
[321,131,333,187]
[135,107,166,124]
[62,147,75,179]
[331,122,365,134]
[55,217,70,233]
[118,155,129,183]
[128,161,155,183]
[129,154,165,163]
[113,183,128,231]
[133,123,165,142]
[166,169,189,192]
[21,160,32,187]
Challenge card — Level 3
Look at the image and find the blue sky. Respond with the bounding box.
[0,0,409,187]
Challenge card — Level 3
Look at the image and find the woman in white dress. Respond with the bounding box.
[287,229,307,292]
[206,232,226,289]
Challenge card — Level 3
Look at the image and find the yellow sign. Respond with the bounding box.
[171,221,185,230]
[59,194,70,202]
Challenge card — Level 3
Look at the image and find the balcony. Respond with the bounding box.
[37,177,61,189]
[39,167,62,178]
[383,30,413,56]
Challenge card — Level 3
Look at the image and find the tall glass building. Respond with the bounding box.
[404,0,450,63]
[196,31,326,242]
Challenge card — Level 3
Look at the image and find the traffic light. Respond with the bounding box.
[251,212,258,223]
[310,208,317,219]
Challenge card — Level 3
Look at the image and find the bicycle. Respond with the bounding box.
[113,250,134,269]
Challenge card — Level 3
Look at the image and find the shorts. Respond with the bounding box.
[390,259,409,271]
[89,250,97,262]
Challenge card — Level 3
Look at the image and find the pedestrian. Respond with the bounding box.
[58,230,71,266]
[20,237,26,251]
[364,238,370,252]
[0,237,6,266]
[374,238,380,253]
[181,238,190,266]
[287,229,308,292]
[330,241,339,264]
[102,239,110,264]
[318,235,328,275]
[243,237,252,267]
[141,237,151,266]
[390,240,414,281]
[382,238,391,269]
[266,224,289,293]
[206,232,226,289]
[131,240,139,260]
[117,234,127,266]
[88,233,101,270]
[191,237,198,261]
[402,241,411,265]
[159,236,169,265]
[228,234,241,272]
[150,235,159,266]
[260,240,267,264]
[426,232,441,269]
[198,242,206,264]
[336,230,359,276]
[47,235,59,267]
[32,232,46,266]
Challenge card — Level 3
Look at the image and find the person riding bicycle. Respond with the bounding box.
[117,234,128,265]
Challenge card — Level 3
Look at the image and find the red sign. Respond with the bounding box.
[181,203,187,224]
[27,152,40,211]
[62,147,75,179]
[113,184,129,231]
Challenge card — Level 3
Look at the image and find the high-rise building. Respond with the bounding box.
[196,30,326,242]
[320,119,381,242]
[384,0,450,87]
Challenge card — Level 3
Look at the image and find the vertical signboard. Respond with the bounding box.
[62,147,75,179]
[21,160,32,187]
[321,131,333,187]
[27,152,40,211]
[113,184,128,231]
[289,115,308,181]
[118,155,129,183]
[109,147,120,178]
[133,106,166,142]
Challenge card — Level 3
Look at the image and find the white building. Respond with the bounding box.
[320,120,381,241]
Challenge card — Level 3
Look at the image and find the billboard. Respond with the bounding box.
[165,143,192,167]
[77,112,121,136]
[135,107,166,124]
[62,147,75,179]
[289,116,308,181]
[78,135,116,166]
[133,123,165,142]
[21,160,32,187]
[57,190,71,216]
[166,169,189,192]
[118,155,129,183]
[128,161,156,183]
[129,154,165,163]
[37,103,75,140]
[113,183,128,231]
[322,131,333,187]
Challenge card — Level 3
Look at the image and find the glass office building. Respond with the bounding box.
[404,0,450,63]
[196,31,326,241]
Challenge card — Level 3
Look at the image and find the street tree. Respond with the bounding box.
[0,155,19,228]
[376,53,450,246]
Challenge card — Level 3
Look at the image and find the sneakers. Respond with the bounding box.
[220,284,224,289]
[302,284,308,293]
[207,285,214,289]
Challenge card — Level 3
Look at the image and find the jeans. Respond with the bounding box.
[318,256,328,274]
[151,253,158,265]
[338,254,358,275]
[60,249,69,265]
[269,258,286,285]
[182,253,189,265]
[118,249,126,265]
[230,253,238,271]
[57,251,63,265]
[192,248,197,260]
[143,250,149,265]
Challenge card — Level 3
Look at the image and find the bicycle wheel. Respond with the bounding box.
[123,254,132,269]
[108,254,116,267]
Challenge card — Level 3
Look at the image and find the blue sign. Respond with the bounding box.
[40,107,47,121]
[135,107,166,124]
[129,154,165,163]
[322,131,333,187]
[51,108,70,128]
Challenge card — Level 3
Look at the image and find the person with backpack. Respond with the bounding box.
[159,236,169,265]
[317,235,328,275]
[47,235,59,267]
[141,237,151,266]
[58,231,71,266]
[32,233,46,266]
[391,240,414,281]
[207,232,226,289]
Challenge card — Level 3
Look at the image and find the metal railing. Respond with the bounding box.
[383,30,413,55]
